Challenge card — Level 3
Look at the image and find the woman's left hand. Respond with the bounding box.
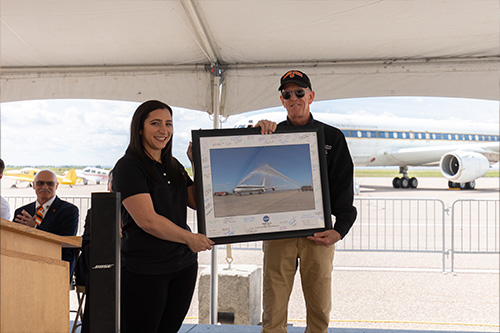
[187,233,215,252]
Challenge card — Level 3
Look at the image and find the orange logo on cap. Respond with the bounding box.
[283,70,303,79]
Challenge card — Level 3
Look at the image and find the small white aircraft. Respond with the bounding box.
[235,112,499,190]
[75,167,110,185]
[233,178,276,195]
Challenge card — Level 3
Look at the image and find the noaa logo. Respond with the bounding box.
[263,216,270,223]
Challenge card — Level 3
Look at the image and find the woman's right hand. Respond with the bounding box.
[187,233,215,252]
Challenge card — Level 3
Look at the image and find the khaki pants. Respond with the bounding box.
[261,238,335,333]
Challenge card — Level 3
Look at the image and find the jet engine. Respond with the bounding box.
[440,151,490,183]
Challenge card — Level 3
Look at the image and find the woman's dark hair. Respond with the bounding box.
[126,100,185,187]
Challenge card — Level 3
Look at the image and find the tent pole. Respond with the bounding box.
[209,67,221,325]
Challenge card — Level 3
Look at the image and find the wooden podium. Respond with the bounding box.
[0,219,81,332]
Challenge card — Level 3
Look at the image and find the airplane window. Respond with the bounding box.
[417,133,422,139]
[357,131,362,138]
[402,133,407,139]
[431,133,436,139]
[385,132,389,138]
[393,132,397,139]
[409,132,414,139]
[367,131,372,138]
[475,135,479,141]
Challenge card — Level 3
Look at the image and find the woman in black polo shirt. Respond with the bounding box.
[113,100,214,333]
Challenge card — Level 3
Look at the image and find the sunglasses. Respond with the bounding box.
[281,89,309,100]
[35,181,56,187]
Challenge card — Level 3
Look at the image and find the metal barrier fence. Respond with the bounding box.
[450,199,499,273]
[5,196,498,273]
[225,198,449,270]
[340,198,446,253]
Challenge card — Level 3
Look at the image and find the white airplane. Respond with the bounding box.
[235,113,500,190]
[233,178,277,195]
[74,167,110,185]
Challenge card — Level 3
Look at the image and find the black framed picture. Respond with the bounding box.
[191,125,331,244]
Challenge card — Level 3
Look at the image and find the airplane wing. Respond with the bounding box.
[4,175,35,182]
[372,142,499,166]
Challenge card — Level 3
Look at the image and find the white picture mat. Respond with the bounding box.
[199,132,326,238]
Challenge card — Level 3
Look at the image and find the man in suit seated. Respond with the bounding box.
[14,169,79,273]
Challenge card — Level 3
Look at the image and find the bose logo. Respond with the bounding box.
[92,264,115,270]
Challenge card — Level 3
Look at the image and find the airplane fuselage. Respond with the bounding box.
[315,114,499,167]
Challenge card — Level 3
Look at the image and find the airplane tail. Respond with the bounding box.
[61,169,78,185]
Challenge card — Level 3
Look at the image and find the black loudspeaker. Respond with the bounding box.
[90,192,121,333]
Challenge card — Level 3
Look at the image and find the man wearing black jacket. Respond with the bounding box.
[256,70,357,333]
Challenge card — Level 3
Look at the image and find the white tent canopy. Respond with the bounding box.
[1,0,499,117]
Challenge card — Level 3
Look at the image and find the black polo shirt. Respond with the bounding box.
[114,153,197,274]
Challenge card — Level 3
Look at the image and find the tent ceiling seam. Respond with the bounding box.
[2,57,498,77]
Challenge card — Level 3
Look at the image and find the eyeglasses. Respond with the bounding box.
[281,89,309,100]
[35,181,56,187]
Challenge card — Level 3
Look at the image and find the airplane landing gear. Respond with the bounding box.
[448,180,475,190]
[392,166,418,189]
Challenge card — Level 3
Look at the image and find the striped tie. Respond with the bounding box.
[35,205,43,226]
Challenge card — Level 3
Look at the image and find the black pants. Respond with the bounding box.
[121,262,198,333]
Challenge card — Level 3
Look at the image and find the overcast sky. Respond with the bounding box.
[1,97,498,168]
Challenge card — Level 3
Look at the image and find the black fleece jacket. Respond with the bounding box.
[278,114,357,238]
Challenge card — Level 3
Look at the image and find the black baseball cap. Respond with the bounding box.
[278,70,312,91]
